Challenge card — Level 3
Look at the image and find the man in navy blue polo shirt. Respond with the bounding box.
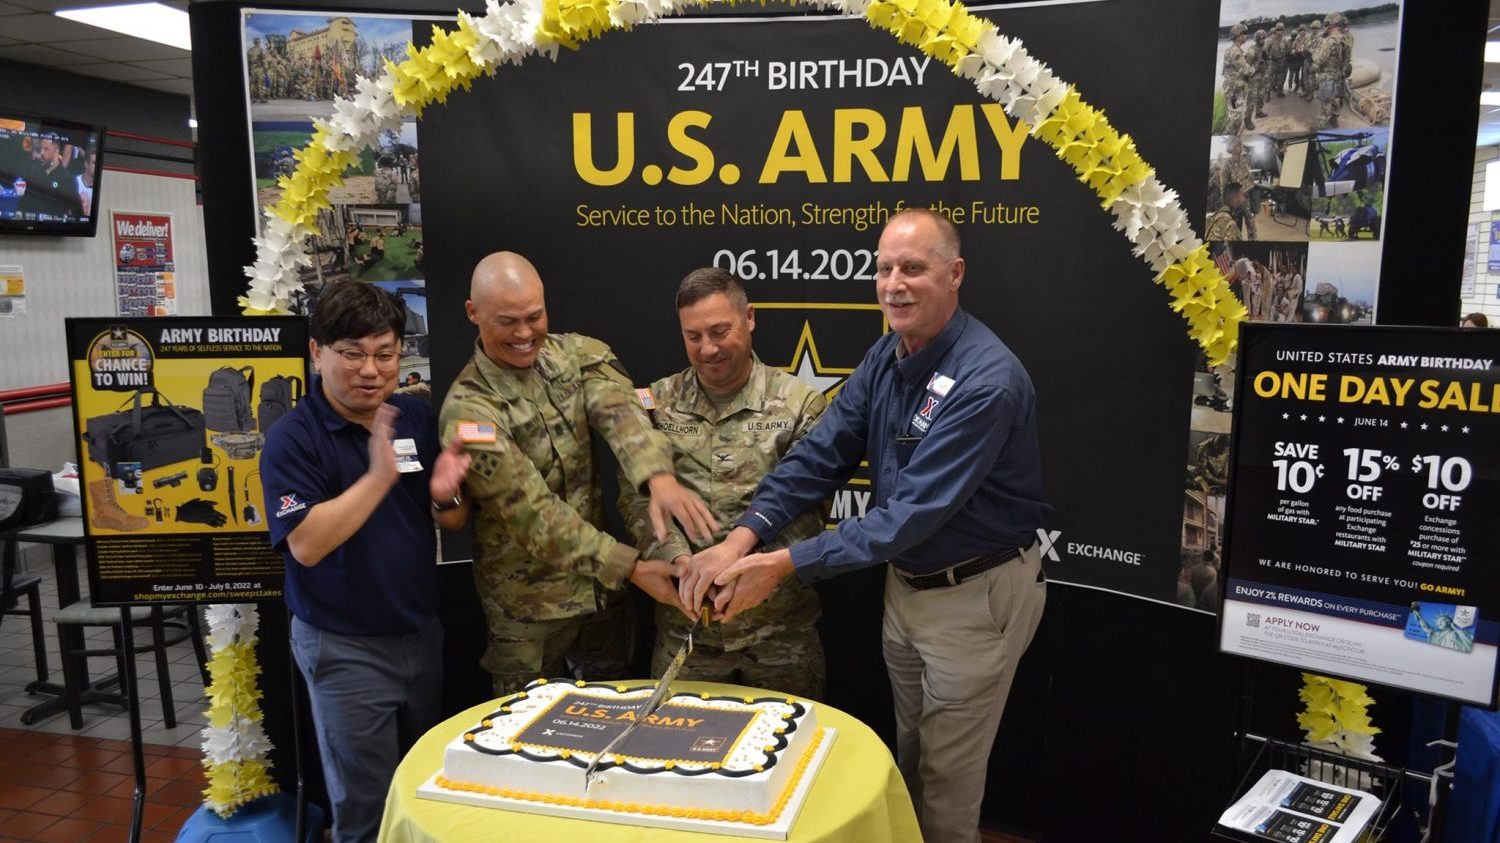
[679,208,1050,843]
[261,281,469,843]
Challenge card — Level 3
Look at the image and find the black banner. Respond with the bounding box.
[66,316,309,606]
[420,0,1217,604]
[1219,323,1500,707]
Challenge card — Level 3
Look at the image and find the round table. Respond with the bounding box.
[378,681,921,842]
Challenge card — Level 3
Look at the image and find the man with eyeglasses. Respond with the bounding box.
[260,281,471,843]
[440,251,717,696]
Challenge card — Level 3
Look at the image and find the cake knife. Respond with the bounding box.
[584,611,702,789]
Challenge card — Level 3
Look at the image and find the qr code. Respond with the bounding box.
[1246,613,1261,628]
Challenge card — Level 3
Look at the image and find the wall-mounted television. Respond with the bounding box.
[0,112,105,237]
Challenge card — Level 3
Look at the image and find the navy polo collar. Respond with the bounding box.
[895,308,969,385]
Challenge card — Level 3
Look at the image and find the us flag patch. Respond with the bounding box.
[636,388,656,410]
[456,421,497,443]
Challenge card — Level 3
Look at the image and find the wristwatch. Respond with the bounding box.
[431,492,463,512]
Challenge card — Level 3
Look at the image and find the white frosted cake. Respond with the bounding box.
[431,678,825,826]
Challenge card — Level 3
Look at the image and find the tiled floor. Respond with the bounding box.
[0,729,207,842]
[1,541,210,840]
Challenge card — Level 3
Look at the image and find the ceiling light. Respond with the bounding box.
[55,2,190,51]
[1488,41,1500,63]
[1483,92,1500,106]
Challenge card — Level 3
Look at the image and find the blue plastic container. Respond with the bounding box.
[173,793,324,843]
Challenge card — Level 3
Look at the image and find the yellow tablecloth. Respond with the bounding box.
[379,681,921,843]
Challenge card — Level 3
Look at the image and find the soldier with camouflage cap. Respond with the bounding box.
[1222,23,1256,133]
[440,251,717,695]
[1222,135,1256,239]
[1248,29,1269,120]
[1302,19,1325,99]
[1310,16,1346,127]
[1334,13,1354,110]
[1267,22,1289,98]
[1289,23,1310,94]
[620,267,828,700]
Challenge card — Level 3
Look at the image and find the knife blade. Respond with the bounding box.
[584,611,703,789]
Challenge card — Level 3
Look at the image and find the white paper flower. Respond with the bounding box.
[202,717,274,764]
[205,604,258,649]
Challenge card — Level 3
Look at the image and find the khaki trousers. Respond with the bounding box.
[882,543,1046,843]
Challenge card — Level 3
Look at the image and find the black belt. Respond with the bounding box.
[896,546,1022,590]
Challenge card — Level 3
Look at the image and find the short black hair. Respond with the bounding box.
[676,267,748,310]
[309,281,406,346]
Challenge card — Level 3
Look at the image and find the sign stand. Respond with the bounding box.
[120,607,147,843]
[1212,323,1499,841]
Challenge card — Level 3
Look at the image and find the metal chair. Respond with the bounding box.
[55,602,209,729]
[0,535,48,687]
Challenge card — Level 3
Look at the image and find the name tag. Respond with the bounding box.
[927,373,955,397]
[393,437,423,473]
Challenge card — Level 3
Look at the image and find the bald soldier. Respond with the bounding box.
[440,252,716,694]
[620,268,829,700]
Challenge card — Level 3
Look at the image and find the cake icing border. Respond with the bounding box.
[461,678,808,778]
[438,725,828,826]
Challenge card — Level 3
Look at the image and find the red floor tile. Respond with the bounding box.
[0,785,52,811]
[0,762,83,791]
[67,771,132,796]
[144,755,199,779]
[0,809,63,838]
[69,794,135,825]
[32,816,105,843]
[146,778,203,807]
[28,790,90,818]
[80,824,133,843]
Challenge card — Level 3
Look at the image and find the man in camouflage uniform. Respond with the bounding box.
[1247,29,1269,120]
[1311,15,1346,127]
[440,251,717,695]
[1221,24,1255,133]
[1266,22,1288,98]
[1300,20,1323,99]
[1205,181,1247,242]
[621,268,828,700]
[1289,24,1309,94]
[1223,135,1257,239]
[247,38,267,103]
[1337,16,1355,112]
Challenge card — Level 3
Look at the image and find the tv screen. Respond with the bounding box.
[0,112,105,236]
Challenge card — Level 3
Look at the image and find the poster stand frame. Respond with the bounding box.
[1208,662,1452,841]
[1209,322,1495,840]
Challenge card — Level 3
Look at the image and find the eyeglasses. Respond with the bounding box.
[330,346,401,370]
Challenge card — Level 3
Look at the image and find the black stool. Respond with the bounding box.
[55,602,209,729]
[1,536,48,686]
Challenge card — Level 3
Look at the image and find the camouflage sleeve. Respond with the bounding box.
[571,335,674,490]
[616,463,693,562]
[440,390,638,588]
[759,389,829,554]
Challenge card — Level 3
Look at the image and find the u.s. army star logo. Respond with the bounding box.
[754,302,886,399]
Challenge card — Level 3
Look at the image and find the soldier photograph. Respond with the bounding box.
[1212,2,1398,135]
[1206,132,1316,243]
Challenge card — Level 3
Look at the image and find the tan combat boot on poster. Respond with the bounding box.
[89,478,149,532]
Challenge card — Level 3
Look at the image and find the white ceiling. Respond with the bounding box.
[0,0,192,97]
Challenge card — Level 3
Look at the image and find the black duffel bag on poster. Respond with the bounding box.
[0,468,57,530]
[84,388,206,474]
